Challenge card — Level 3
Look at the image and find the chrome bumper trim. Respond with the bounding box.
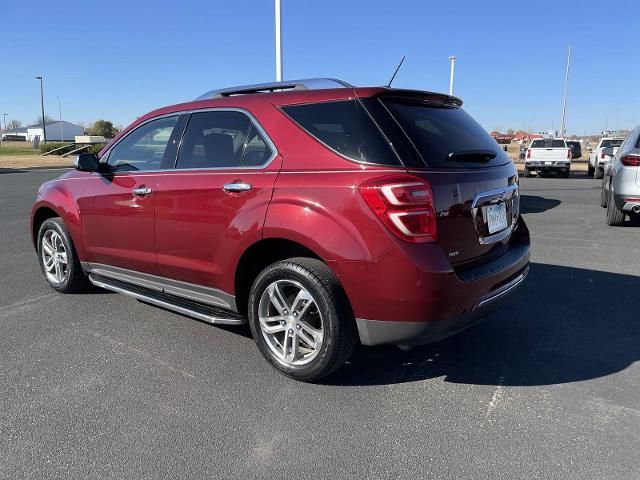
[475,267,528,310]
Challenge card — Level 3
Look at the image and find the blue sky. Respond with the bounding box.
[1,0,637,134]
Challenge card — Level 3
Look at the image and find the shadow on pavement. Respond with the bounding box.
[326,263,640,387]
[519,195,561,214]
[0,168,28,174]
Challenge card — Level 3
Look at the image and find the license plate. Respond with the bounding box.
[486,203,508,234]
[545,161,551,165]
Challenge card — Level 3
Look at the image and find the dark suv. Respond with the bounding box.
[31,79,530,381]
[567,141,582,159]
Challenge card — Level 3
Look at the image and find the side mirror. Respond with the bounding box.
[74,153,100,172]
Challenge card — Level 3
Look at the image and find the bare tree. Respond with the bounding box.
[7,120,22,130]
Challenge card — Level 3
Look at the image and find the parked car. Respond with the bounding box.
[589,136,625,178]
[566,141,582,159]
[523,138,572,177]
[600,126,640,225]
[31,78,530,381]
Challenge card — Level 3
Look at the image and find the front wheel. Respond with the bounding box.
[37,217,89,293]
[248,258,357,382]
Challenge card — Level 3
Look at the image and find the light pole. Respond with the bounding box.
[57,96,63,141]
[0,113,6,147]
[35,76,47,144]
[275,0,283,81]
[448,56,456,95]
[560,45,571,137]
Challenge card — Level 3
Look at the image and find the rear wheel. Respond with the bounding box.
[248,258,357,382]
[606,188,626,226]
[587,163,594,177]
[37,217,89,293]
[522,167,530,178]
[561,168,570,178]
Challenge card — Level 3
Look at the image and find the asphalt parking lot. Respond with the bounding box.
[1,169,638,479]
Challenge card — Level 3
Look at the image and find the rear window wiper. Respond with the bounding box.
[448,149,497,162]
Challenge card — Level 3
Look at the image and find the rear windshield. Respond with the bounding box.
[281,100,401,166]
[381,99,510,169]
[601,139,623,148]
[530,139,567,148]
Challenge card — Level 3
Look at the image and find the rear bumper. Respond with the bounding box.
[332,217,531,346]
[525,161,570,171]
[356,268,527,346]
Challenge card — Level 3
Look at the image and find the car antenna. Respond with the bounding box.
[387,55,406,87]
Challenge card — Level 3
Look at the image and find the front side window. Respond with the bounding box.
[177,111,270,169]
[107,116,178,171]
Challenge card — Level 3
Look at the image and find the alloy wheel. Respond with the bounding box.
[258,280,324,366]
[41,229,68,284]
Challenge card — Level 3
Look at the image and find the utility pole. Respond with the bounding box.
[275,0,283,82]
[57,96,63,141]
[448,56,456,95]
[0,113,6,147]
[35,76,47,144]
[560,45,571,137]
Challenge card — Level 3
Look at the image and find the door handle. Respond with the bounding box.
[132,187,152,196]
[223,182,252,193]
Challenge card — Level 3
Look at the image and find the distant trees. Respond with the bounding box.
[89,120,119,138]
[7,120,22,130]
[32,115,55,126]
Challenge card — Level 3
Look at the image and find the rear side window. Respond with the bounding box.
[176,111,272,169]
[382,100,510,169]
[282,100,401,166]
[531,139,567,148]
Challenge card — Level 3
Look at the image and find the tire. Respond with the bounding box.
[37,217,89,293]
[587,163,594,177]
[522,167,530,178]
[248,257,357,382]
[600,180,609,208]
[594,167,603,179]
[606,188,625,226]
[562,169,570,178]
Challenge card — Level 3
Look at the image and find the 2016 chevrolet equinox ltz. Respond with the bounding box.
[31,79,530,382]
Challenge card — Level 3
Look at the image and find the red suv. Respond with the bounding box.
[31,79,529,381]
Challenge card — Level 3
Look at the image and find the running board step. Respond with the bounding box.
[89,274,246,325]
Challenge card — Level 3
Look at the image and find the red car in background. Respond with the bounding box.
[31,79,529,381]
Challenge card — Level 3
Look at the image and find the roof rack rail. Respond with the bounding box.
[195,78,353,100]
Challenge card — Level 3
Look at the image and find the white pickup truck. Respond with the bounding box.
[523,138,572,178]
[588,136,624,179]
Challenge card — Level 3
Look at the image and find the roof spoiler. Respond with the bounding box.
[376,88,463,107]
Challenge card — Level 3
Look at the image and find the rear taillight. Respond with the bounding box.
[600,152,605,159]
[526,149,531,159]
[568,149,572,159]
[621,155,640,166]
[359,176,437,243]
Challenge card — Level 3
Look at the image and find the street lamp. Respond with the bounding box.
[274,0,283,81]
[448,56,456,96]
[2,113,7,131]
[35,76,47,144]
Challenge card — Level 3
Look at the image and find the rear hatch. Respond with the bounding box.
[369,94,520,267]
